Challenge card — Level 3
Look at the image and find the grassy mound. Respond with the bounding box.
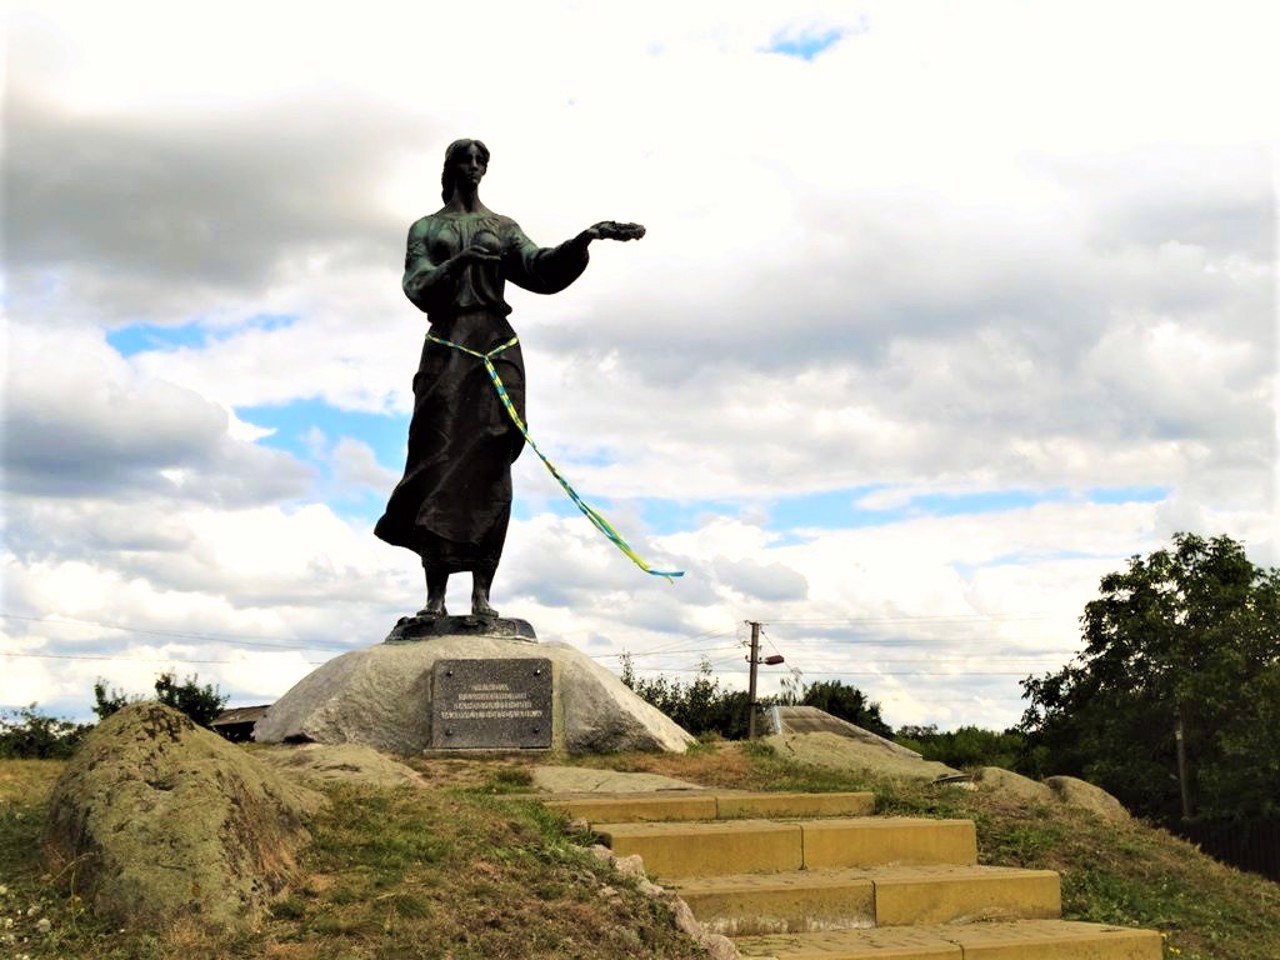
[3,741,1277,959]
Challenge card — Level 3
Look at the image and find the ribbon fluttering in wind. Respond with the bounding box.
[427,333,684,581]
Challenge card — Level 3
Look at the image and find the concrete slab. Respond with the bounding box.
[544,793,718,823]
[675,865,1059,933]
[543,790,876,823]
[800,818,978,869]
[736,926,961,958]
[717,792,876,819]
[735,921,1161,959]
[531,765,704,793]
[675,869,877,935]
[947,920,1161,959]
[870,865,1060,926]
[597,819,803,878]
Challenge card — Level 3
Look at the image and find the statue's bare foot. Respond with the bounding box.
[471,593,499,619]
[416,599,447,619]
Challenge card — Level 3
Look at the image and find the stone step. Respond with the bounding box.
[545,791,876,824]
[595,817,977,879]
[734,919,1162,959]
[674,865,1061,934]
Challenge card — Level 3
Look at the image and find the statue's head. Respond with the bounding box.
[441,138,491,203]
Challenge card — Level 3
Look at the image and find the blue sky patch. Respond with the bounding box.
[108,321,208,355]
[237,398,408,470]
[766,486,889,530]
[1086,485,1167,505]
[639,498,746,533]
[768,27,848,61]
[762,484,1171,532]
[107,314,297,357]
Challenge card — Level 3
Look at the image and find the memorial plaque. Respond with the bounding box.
[431,658,552,749]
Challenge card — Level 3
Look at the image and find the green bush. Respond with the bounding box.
[0,704,92,759]
[620,655,753,739]
[895,724,1027,770]
[93,671,229,728]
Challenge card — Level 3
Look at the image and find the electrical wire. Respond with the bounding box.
[1,612,338,650]
[762,614,1058,624]
[3,651,327,666]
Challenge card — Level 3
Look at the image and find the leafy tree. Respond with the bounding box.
[620,659,889,741]
[801,679,892,738]
[1019,533,1280,822]
[92,672,229,728]
[0,704,92,759]
[620,655,752,739]
[92,680,134,720]
[895,724,1026,770]
[153,672,228,727]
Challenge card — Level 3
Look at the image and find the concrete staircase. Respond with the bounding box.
[545,791,1162,959]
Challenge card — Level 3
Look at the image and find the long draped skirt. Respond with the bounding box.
[374,310,525,573]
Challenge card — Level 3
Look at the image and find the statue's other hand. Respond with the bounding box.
[586,221,646,242]
[454,244,502,266]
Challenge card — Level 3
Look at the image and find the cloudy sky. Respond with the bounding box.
[4,1,1277,731]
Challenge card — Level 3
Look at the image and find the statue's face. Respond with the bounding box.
[452,143,487,188]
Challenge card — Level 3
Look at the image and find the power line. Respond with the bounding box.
[757,619,1059,627]
[593,645,742,660]
[0,612,346,651]
[613,629,741,658]
[774,635,1078,652]
[1,651,327,666]
[654,667,1038,677]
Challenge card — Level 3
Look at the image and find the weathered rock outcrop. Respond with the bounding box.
[1044,775,1131,822]
[973,768,1130,820]
[253,635,694,755]
[972,765,1056,803]
[44,702,321,932]
[764,731,961,781]
[257,742,428,788]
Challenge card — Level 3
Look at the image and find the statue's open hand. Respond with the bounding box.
[584,221,646,242]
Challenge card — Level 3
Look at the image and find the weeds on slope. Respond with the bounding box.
[0,760,705,960]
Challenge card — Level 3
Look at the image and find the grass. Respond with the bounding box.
[1,761,703,960]
[3,743,1278,959]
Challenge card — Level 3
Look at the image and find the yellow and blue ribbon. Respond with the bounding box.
[427,332,684,581]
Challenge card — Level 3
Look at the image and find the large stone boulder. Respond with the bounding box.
[257,742,428,789]
[763,731,961,781]
[253,635,694,755]
[973,766,1056,804]
[44,702,321,932]
[1045,775,1131,822]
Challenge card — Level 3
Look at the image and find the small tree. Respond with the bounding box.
[153,672,228,727]
[620,655,751,739]
[800,679,892,738]
[0,704,91,759]
[894,724,1027,770]
[91,672,229,728]
[92,680,134,720]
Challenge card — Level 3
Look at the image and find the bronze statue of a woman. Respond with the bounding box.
[375,139,644,620]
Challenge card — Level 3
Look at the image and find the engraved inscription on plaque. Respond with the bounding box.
[431,658,552,749]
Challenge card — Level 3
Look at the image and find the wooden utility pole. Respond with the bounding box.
[1175,708,1193,820]
[747,620,761,738]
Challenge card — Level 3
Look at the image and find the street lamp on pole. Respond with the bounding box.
[746,621,785,738]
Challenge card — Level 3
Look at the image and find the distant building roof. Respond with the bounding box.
[211,705,272,728]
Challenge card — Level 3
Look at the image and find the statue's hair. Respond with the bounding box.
[441,138,491,203]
